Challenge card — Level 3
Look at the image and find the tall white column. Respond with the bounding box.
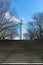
[20,20,23,40]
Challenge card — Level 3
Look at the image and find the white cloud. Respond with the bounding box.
[29,19,36,22]
[21,17,25,21]
[5,12,11,19]
[13,37,20,40]
[5,12,20,24]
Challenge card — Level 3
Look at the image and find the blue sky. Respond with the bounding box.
[13,0,43,19]
[10,0,43,36]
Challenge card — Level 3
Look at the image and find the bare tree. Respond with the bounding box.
[0,0,19,63]
[26,13,43,40]
[0,0,18,40]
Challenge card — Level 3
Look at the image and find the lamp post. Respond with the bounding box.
[20,20,23,40]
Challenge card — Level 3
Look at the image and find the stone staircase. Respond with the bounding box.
[0,41,43,63]
[0,52,42,63]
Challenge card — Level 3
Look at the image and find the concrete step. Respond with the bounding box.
[0,53,42,63]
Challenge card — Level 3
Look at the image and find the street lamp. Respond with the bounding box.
[20,20,23,40]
